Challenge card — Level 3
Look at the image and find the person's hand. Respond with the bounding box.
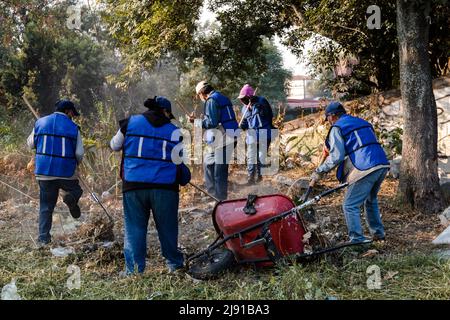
[309,171,321,187]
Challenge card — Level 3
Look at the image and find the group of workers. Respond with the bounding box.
[27,81,389,274]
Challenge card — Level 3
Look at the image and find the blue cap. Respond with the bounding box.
[55,99,80,116]
[155,96,172,113]
[324,101,346,119]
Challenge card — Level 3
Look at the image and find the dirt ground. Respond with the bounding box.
[0,164,446,275]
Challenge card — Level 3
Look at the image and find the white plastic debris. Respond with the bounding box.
[50,247,74,257]
[101,191,113,201]
[101,241,114,248]
[432,225,450,245]
[1,279,21,300]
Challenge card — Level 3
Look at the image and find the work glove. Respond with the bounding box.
[309,171,322,187]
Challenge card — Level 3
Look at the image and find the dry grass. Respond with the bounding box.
[1,165,450,300]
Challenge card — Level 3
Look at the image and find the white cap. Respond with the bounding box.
[195,81,209,94]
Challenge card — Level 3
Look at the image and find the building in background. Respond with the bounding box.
[286,75,322,117]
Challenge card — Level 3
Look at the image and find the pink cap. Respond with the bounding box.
[237,84,255,99]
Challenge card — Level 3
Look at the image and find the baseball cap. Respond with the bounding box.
[55,99,80,116]
[195,81,209,94]
[324,101,346,119]
[237,84,255,99]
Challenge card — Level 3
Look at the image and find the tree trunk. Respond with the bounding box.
[396,0,443,214]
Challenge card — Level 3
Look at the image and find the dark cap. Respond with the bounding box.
[144,96,174,119]
[55,99,80,116]
[324,101,346,120]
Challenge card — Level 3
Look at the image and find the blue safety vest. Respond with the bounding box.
[207,91,239,131]
[242,96,273,142]
[34,113,78,178]
[123,115,179,184]
[326,114,389,182]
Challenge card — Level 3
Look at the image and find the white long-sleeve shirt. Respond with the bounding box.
[110,129,125,151]
[27,112,84,180]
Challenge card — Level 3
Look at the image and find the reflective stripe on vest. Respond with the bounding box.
[34,113,78,178]
[123,115,179,184]
[326,114,389,182]
[207,91,239,131]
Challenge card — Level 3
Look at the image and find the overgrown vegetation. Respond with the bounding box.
[1,237,449,300]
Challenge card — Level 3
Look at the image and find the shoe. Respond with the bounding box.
[372,235,386,242]
[63,194,81,219]
[168,266,186,275]
[37,240,50,249]
[256,175,263,183]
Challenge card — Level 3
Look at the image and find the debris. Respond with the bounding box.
[383,271,399,281]
[102,241,115,248]
[1,279,21,300]
[432,225,450,245]
[439,214,449,227]
[50,246,75,257]
[361,249,379,257]
[275,175,295,186]
[101,191,113,201]
[77,212,115,242]
[388,157,401,179]
[148,291,163,300]
[302,231,312,243]
[438,206,450,227]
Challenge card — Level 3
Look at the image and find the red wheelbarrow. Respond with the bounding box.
[187,183,372,279]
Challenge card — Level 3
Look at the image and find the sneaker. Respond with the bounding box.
[63,194,81,219]
[36,240,50,249]
[168,266,186,275]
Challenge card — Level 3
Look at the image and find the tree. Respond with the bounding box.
[209,0,449,96]
[0,0,110,115]
[396,0,443,214]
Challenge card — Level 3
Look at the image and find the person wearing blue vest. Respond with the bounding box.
[190,81,238,201]
[238,84,274,185]
[110,96,191,275]
[26,100,84,247]
[309,102,390,243]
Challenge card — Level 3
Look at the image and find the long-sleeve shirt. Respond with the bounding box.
[315,126,389,184]
[27,112,84,180]
[316,127,346,174]
[201,91,236,150]
[202,91,221,130]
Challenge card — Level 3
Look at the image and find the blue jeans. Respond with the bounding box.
[247,141,271,178]
[343,168,388,243]
[123,189,183,274]
[38,179,83,243]
[204,145,234,201]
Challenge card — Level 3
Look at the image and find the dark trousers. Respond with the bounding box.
[38,179,83,243]
[123,189,183,273]
[204,145,233,201]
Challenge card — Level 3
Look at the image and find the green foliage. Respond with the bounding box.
[2,236,450,300]
[0,1,110,115]
[102,0,203,75]
[210,0,449,98]
[379,127,403,158]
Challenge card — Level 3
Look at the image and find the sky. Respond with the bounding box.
[199,6,309,76]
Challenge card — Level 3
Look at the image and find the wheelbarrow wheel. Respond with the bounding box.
[188,248,235,280]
